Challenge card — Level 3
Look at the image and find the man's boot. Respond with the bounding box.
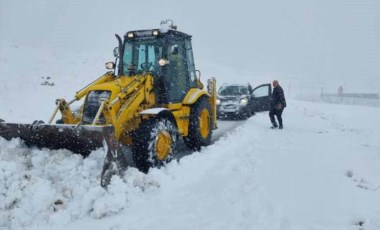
[271,122,278,129]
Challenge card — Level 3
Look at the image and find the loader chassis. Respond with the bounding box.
[0,26,217,187]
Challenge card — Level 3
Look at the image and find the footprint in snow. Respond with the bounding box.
[345,170,380,191]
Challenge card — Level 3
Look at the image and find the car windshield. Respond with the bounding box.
[218,85,248,96]
[122,38,164,76]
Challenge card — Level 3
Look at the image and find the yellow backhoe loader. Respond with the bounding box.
[0,20,217,187]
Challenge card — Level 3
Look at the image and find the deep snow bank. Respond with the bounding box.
[0,138,162,229]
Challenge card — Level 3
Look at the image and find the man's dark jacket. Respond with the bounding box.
[271,86,286,108]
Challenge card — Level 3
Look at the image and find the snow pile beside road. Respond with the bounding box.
[0,138,101,227]
[0,138,160,228]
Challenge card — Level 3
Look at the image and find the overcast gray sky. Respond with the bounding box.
[1,0,379,91]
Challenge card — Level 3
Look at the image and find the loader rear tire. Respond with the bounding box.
[132,117,178,173]
[184,97,212,151]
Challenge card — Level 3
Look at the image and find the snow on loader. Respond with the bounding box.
[0,20,217,187]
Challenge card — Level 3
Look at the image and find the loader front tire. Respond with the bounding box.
[132,117,178,173]
[184,97,212,151]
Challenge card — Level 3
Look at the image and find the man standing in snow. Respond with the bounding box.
[269,80,286,129]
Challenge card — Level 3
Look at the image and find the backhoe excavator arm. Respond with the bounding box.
[102,74,155,140]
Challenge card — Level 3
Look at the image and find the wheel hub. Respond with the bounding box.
[155,130,172,161]
[200,109,210,139]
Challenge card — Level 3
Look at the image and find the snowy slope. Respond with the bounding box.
[1,43,380,230]
[0,40,111,122]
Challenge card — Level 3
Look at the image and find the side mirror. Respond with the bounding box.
[195,70,201,80]
[195,70,203,89]
[113,47,119,58]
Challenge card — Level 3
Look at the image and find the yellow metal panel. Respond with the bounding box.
[207,78,217,129]
[171,106,190,136]
[183,88,211,105]
[111,75,153,139]
[75,72,114,100]
[167,103,182,110]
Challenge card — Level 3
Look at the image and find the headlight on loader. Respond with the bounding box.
[152,30,160,36]
[105,62,115,70]
[127,32,135,38]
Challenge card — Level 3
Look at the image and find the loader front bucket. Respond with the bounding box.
[0,122,113,156]
[0,122,130,187]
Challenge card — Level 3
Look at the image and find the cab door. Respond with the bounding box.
[164,39,190,103]
[249,83,272,112]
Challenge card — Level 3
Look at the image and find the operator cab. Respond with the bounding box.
[116,24,198,104]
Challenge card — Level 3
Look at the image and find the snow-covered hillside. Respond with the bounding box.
[0,40,111,122]
[1,42,380,230]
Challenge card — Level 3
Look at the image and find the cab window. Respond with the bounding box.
[165,39,190,102]
[122,39,163,75]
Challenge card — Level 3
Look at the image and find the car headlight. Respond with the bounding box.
[240,98,248,106]
[216,99,221,105]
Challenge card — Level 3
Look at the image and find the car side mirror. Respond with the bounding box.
[113,47,119,58]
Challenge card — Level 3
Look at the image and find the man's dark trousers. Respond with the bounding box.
[269,108,284,127]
